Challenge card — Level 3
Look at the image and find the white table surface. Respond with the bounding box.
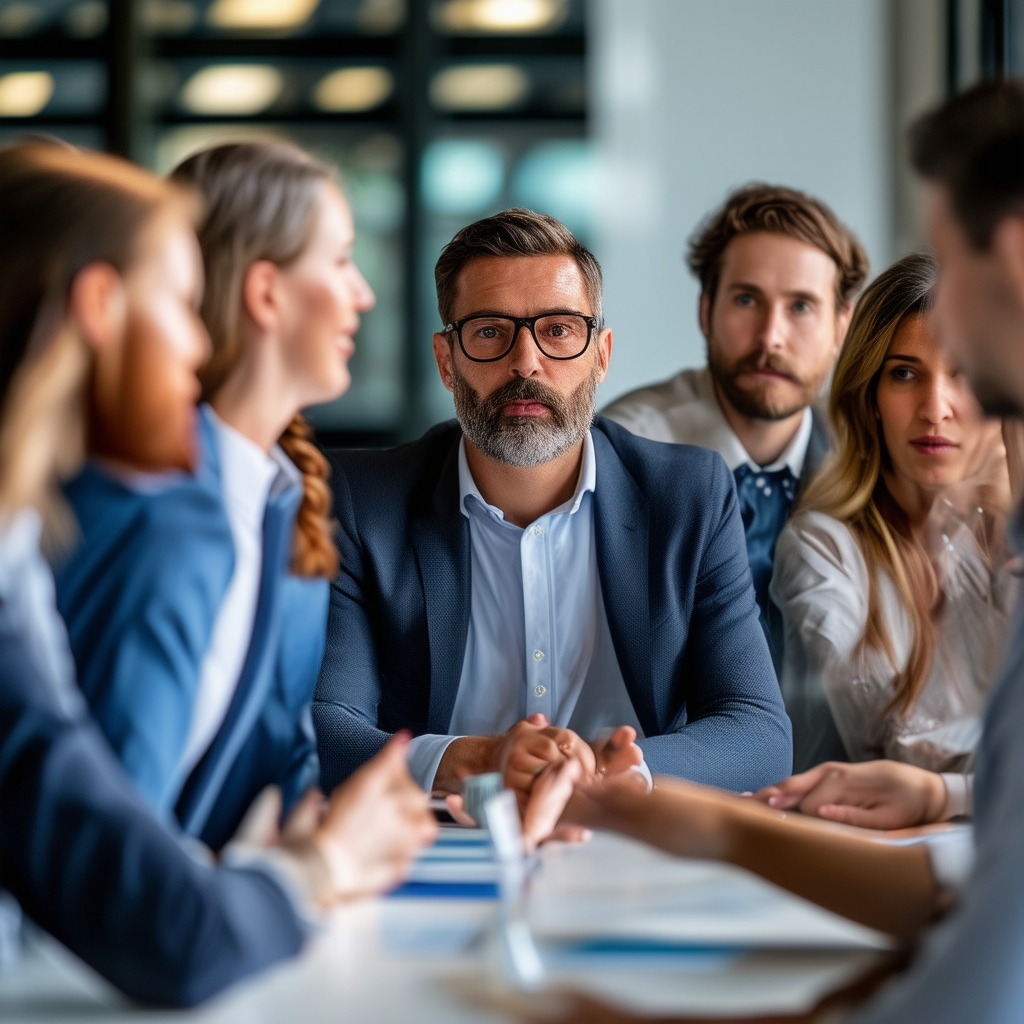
[0,831,889,1023]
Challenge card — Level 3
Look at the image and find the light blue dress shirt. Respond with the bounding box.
[405,430,649,791]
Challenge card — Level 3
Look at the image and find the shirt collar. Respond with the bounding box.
[458,429,597,524]
[761,406,813,477]
[694,367,813,477]
[208,407,282,531]
[268,440,303,498]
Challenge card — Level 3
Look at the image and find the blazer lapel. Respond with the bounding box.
[591,427,657,736]
[412,437,471,734]
[177,483,300,838]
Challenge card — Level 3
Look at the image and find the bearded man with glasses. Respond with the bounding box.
[313,209,791,813]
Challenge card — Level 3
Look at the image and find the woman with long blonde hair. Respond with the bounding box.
[771,250,1019,774]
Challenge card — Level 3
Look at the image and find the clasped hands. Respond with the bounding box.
[440,713,648,850]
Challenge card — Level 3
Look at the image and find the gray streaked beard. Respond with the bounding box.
[451,367,599,468]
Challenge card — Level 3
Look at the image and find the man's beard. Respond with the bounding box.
[451,365,598,468]
[707,342,821,422]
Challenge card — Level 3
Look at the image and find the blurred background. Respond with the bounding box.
[0,0,1017,445]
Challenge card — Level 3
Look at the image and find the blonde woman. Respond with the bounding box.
[771,250,1019,774]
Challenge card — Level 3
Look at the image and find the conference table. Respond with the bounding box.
[0,820,923,1024]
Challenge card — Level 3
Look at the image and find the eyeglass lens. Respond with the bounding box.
[459,315,591,360]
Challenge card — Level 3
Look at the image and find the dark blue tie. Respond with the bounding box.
[733,464,797,616]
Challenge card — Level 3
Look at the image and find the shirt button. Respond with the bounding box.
[532,525,543,536]
[533,649,545,661]
[533,685,547,697]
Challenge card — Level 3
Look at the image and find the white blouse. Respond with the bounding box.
[176,410,299,780]
[770,508,1018,772]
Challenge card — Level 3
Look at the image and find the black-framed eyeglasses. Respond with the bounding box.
[442,311,598,362]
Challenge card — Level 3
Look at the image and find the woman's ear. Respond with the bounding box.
[67,262,126,354]
[241,259,281,333]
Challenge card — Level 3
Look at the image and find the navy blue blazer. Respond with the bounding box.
[314,417,792,792]
[0,532,305,1007]
[55,408,328,850]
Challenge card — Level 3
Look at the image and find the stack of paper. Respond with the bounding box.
[528,831,892,952]
[390,827,500,899]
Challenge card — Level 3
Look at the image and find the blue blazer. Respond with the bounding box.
[0,533,305,1007]
[314,418,792,792]
[55,408,328,850]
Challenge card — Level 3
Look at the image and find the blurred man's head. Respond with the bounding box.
[432,209,612,467]
[688,184,868,422]
[912,80,1024,417]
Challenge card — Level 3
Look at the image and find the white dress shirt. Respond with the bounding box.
[405,430,650,791]
[602,366,813,477]
[176,410,298,780]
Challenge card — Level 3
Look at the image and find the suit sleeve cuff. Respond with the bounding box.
[406,734,461,792]
[941,772,974,819]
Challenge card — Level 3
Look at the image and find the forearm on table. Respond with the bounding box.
[432,735,500,793]
[572,785,939,940]
[726,806,939,939]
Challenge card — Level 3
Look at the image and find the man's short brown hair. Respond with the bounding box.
[434,208,603,328]
[910,80,1024,249]
[687,184,869,311]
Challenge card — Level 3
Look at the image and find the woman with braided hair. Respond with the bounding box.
[54,140,376,851]
[0,139,434,1005]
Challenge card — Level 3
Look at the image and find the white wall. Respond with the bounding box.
[591,0,894,406]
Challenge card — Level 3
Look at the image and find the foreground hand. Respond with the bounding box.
[230,784,329,850]
[751,760,948,829]
[521,758,590,851]
[446,758,590,850]
[308,733,437,901]
[590,725,644,778]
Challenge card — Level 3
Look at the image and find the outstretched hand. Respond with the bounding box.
[591,725,645,777]
[751,760,948,830]
[309,732,438,901]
